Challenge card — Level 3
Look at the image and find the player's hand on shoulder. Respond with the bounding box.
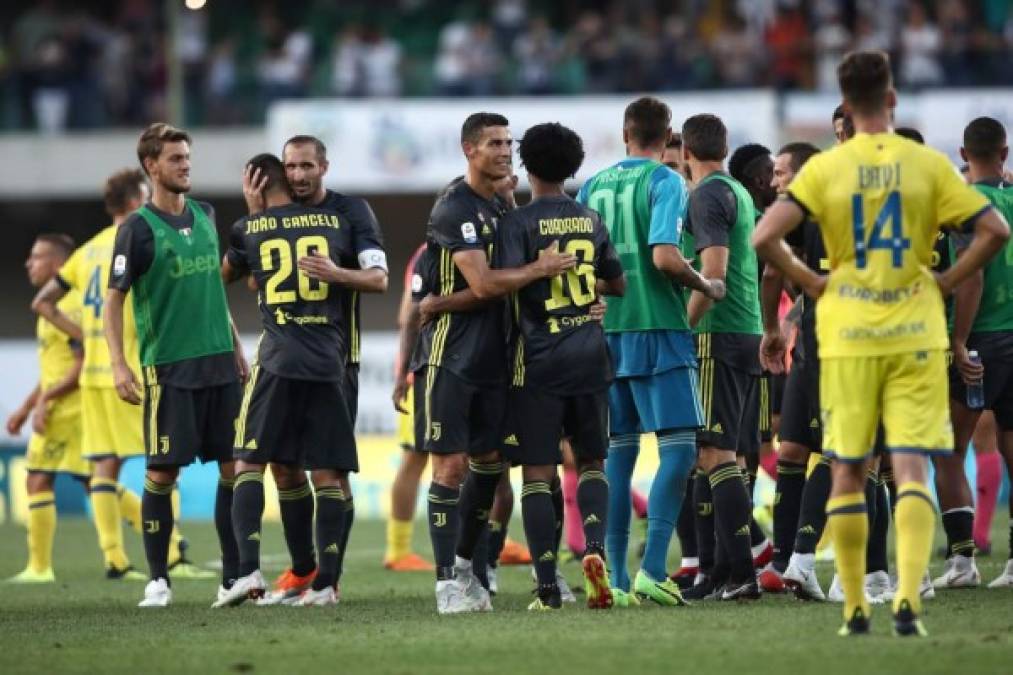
[951,341,984,385]
[535,241,577,278]
[704,278,726,301]
[759,330,788,374]
[297,251,341,283]
[113,362,142,405]
[242,165,268,215]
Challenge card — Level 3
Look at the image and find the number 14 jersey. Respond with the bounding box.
[227,202,355,381]
[788,132,991,358]
[495,194,623,394]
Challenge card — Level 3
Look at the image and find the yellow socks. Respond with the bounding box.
[893,482,936,615]
[90,477,129,570]
[117,483,143,533]
[826,492,869,620]
[27,492,57,572]
[386,518,414,561]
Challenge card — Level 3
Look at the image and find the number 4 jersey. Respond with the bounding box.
[57,223,141,387]
[787,132,991,358]
[227,202,356,381]
[495,194,623,394]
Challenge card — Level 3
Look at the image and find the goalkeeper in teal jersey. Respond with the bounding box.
[578,97,725,606]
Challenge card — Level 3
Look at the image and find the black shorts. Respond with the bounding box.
[422,366,506,456]
[698,356,758,454]
[143,381,241,468]
[779,355,822,451]
[234,368,358,471]
[949,331,1013,430]
[343,364,359,426]
[503,386,608,466]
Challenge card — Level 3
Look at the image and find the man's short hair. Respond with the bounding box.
[247,153,289,193]
[963,117,1007,160]
[895,126,924,144]
[136,122,191,174]
[283,135,327,162]
[461,113,510,145]
[728,143,771,185]
[666,132,683,150]
[681,114,728,162]
[36,232,75,258]
[837,50,893,115]
[624,97,671,148]
[519,122,585,183]
[776,142,820,173]
[103,169,147,217]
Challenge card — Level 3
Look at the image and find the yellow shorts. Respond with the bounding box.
[397,386,414,450]
[81,386,144,460]
[27,399,90,477]
[820,350,953,462]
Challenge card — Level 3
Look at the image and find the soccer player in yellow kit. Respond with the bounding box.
[32,170,202,578]
[753,51,1010,636]
[5,234,87,582]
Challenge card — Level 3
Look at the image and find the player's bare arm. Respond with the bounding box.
[652,243,724,301]
[936,208,1010,297]
[418,288,485,325]
[103,288,142,405]
[5,384,40,436]
[393,289,421,414]
[32,348,83,435]
[759,264,787,373]
[220,255,247,284]
[596,274,626,297]
[229,316,249,384]
[950,244,985,384]
[297,253,388,293]
[30,278,82,342]
[687,246,729,327]
[752,198,827,300]
[453,242,576,300]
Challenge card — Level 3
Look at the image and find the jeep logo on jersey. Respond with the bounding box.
[168,252,218,279]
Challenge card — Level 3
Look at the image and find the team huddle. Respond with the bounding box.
[7,50,1013,637]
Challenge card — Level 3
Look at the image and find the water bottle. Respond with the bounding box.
[966,350,985,409]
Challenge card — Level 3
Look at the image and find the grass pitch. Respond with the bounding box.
[1,517,1011,675]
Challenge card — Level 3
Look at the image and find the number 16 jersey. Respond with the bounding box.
[787,132,991,358]
[495,194,623,395]
[227,202,355,381]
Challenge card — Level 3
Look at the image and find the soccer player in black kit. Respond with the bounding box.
[495,122,626,610]
[423,112,575,614]
[242,135,387,603]
[217,154,359,607]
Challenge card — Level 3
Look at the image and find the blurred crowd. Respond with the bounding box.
[2,0,1013,131]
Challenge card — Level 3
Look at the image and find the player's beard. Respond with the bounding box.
[161,176,191,195]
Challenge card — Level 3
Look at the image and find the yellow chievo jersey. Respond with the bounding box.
[788,132,991,358]
[58,224,140,387]
[38,291,82,391]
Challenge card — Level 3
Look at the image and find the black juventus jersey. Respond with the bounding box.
[227,202,355,381]
[786,217,827,361]
[425,180,509,386]
[495,194,622,395]
[312,190,386,366]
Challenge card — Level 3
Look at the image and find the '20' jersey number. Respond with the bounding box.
[260,235,330,305]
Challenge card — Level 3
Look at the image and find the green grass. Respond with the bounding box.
[1,518,1011,675]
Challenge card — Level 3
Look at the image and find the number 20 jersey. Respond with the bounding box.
[227,203,355,381]
[495,195,623,395]
[787,132,991,358]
